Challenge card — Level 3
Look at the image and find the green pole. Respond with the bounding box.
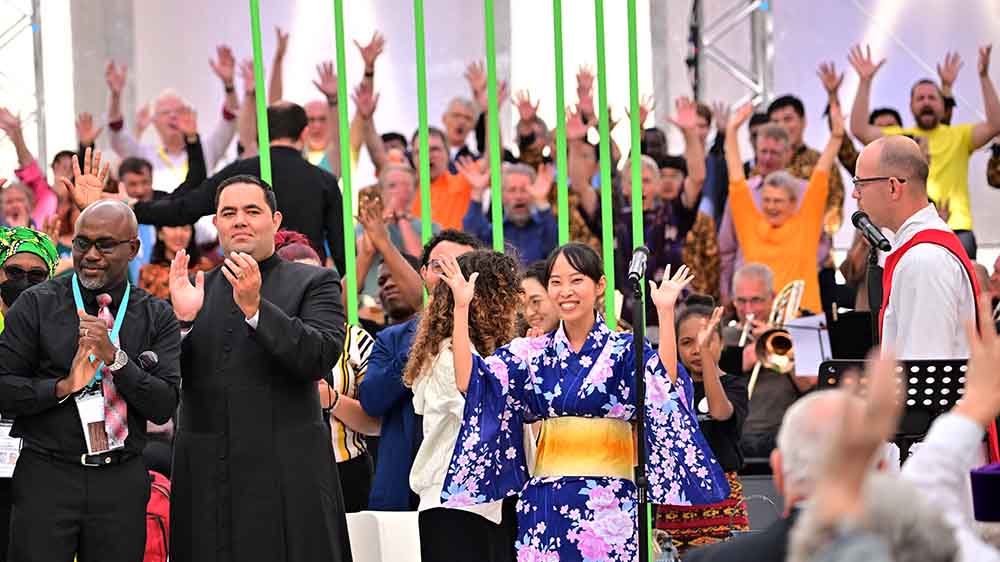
[593,0,616,327]
[248,0,271,184]
[413,0,432,244]
[484,0,504,252]
[552,0,570,244]
[332,0,358,326]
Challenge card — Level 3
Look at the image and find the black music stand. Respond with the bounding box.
[828,310,874,360]
[818,359,968,459]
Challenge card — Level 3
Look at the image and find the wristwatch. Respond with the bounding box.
[108,348,129,371]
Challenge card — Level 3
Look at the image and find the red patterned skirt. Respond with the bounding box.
[654,471,749,552]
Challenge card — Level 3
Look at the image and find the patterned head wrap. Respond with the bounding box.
[0,226,60,278]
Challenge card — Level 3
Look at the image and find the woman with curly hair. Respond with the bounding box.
[403,249,523,562]
[437,242,729,562]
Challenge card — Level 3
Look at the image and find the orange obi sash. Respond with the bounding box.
[533,417,635,480]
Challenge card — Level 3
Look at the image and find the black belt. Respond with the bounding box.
[24,446,138,468]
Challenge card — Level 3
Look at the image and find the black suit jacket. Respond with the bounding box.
[132,145,346,275]
[684,509,799,562]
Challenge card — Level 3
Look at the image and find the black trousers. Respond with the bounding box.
[7,449,149,562]
[0,478,10,562]
[337,453,372,513]
[418,495,518,562]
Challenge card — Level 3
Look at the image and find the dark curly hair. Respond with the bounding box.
[403,250,523,387]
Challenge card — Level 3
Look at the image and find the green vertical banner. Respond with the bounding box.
[332,0,358,326]
[483,0,504,252]
[593,0,616,327]
[248,0,271,184]
[413,0,432,244]
[552,0,570,244]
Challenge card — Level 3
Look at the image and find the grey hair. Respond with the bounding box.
[879,135,929,188]
[2,183,36,211]
[378,164,417,189]
[788,473,959,562]
[154,88,190,108]
[446,97,477,115]
[621,155,661,184]
[776,390,852,499]
[757,123,790,146]
[732,262,775,295]
[762,170,800,202]
[503,162,537,184]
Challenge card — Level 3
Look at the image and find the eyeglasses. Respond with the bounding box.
[852,176,906,192]
[72,236,135,254]
[3,265,48,284]
[734,296,767,307]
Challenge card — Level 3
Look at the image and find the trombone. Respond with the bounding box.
[748,280,805,398]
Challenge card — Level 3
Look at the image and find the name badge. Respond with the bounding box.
[75,386,119,454]
[0,420,21,478]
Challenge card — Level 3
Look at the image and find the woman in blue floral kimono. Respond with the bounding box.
[436,243,729,561]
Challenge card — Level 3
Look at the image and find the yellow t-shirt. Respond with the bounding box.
[882,124,975,231]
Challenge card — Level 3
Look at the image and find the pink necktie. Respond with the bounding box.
[97,294,129,448]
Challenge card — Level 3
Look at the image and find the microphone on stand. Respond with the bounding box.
[627,246,650,285]
[852,211,892,252]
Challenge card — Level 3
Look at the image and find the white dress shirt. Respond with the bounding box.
[880,204,975,359]
[902,413,1000,562]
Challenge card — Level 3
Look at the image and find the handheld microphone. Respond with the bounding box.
[137,351,159,370]
[627,246,650,284]
[851,211,891,252]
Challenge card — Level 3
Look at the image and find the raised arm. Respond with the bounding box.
[437,255,478,394]
[848,44,887,144]
[105,61,145,159]
[0,107,57,223]
[650,265,695,384]
[698,307,734,421]
[816,101,846,175]
[936,51,962,126]
[312,61,343,177]
[268,27,289,105]
[237,60,259,158]
[357,202,424,312]
[352,80,385,171]
[724,103,754,183]
[972,45,1000,149]
[669,96,707,209]
[565,108,598,217]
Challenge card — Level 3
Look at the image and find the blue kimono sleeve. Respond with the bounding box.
[633,341,730,506]
[441,348,529,507]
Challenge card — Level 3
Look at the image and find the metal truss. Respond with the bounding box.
[688,0,774,107]
[0,0,45,168]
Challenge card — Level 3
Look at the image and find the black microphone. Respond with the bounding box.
[627,246,650,284]
[851,211,891,252]
[137,351,159,370]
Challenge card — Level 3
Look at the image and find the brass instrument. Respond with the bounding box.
[748,280,805,397]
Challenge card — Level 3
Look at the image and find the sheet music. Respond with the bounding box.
[787,314,832,376]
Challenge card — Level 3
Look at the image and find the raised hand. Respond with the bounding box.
[711,101,731,131]
[178,106,198,137]
[979,44,993,77]
[210,45,237,87]
[455,155,489,198]
[475,80,509,113]
[59,147,110,210]
[514,90,539,123]
[649,264,694,310]
[41,214,62,244]
[836,353,904,465]
[847,44,885,82]
[105,61,128,95]
[576,65,595,96]
[626,95,655,128]
[0,106,21,134]
[352,81,380,120]
[437,254,478,308]
[577,92,595,121]
[696,306,725,356]
[76,112,103,146]
[221,252,262,319]
[727,102,754,131]
[169,249,205,321]
[565,107,588,141]
[528,163,554,205]
[313,61,338,103]
[135,103,152,137]
[464,61,487,96]
[955,295,1000,427]
[354,31,385,70]
[667,96,698,131]
[239,59,256,94]
[275,27,290,60]
[936,52,963,90]
[817,61,844,95]
[356,199,390,250]
[829,100,846,139]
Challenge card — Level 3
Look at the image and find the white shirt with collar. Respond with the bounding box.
[880,204,975,360]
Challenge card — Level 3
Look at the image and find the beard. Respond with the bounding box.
[77,270,109,290]
[915,108,940,129]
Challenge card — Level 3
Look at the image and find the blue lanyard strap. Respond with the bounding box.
[71,274,130,383]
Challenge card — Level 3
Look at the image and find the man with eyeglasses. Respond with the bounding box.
[0,200,181,562]
[854,135,981,361]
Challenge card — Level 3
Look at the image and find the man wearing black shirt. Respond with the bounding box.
[0,200,181,562]
[130,102,346,275]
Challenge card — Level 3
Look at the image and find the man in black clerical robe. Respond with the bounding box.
[167,174,351,561]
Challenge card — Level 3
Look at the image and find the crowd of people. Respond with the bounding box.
[1,25,1000,562]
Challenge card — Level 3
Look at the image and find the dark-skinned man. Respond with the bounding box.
[0,189,181,562]
[167,174,351,561]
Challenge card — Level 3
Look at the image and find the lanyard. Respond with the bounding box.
[72,275,130,383]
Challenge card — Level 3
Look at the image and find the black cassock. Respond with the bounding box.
[170,253,352,562]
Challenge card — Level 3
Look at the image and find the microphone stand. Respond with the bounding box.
[631,269,651,562]
[866,244,883,347]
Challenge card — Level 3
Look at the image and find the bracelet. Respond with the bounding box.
[331,389,341,412]
[224,84,236,94]
[364,70,374,78]
[326,96,338,107]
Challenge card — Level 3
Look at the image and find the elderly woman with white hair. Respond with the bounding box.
[724,102,845,314]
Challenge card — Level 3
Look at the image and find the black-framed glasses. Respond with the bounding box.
[2,265,48,284]
[72,236,135,254]
[852,176,906,191]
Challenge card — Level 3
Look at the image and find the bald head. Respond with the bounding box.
[875,135,929,192]
[854,135,933,231]
[76,200,139,238]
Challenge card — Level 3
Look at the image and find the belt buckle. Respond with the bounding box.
[80,454,101,467]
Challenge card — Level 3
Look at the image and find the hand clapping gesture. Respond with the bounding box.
[222,252,262,320]
[168,249,205,322]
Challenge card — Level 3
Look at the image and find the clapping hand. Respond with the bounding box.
[168,249,205,322]
[437,254,477,309]
[649,264,694,310]
[59,147,110,210]
[222,252,262,320]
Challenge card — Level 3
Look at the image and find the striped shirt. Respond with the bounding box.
[330,324,376,462]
